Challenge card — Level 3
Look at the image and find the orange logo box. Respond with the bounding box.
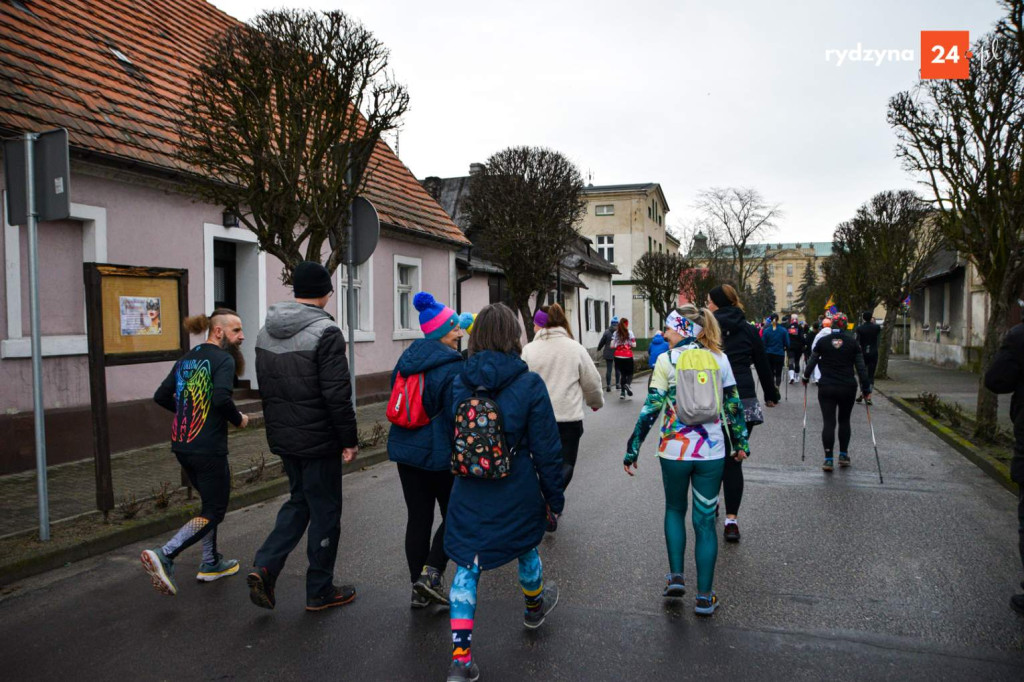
[920,31,970,79]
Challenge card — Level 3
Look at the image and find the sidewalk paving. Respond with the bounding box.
[0,400,390,538]
[874,355,1012,431]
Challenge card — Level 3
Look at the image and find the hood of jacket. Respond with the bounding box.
[396,338,463,375]
[714,305,748,333]
[460,350,528,393]
[264,302,333,339]
[649,335,669,352]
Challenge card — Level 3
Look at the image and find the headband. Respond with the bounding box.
[709,286,731,308]
[533,310,549,327]
[666,310,703,338]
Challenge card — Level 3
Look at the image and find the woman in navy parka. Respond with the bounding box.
[388,292,467,609]
[444,303,564,682]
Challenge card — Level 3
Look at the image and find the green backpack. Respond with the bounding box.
[673,347,722,425]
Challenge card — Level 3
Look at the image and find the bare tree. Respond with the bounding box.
[464,147,588,339]
[694,187,782,292]
[176,9,409,280]
[821,221,882,318]
[888,28,1024,432]
[633,252,689,322]
[677,221,731,306]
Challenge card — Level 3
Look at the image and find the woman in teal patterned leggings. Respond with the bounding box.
[623,305,748,616]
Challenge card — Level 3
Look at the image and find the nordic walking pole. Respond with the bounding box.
[801,382,808,461]
[865,402,883,484]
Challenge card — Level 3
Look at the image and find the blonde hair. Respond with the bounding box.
[720,284,744,311]
[676,304,722,353]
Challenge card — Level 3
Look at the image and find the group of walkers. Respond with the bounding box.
[143,258,1024,679]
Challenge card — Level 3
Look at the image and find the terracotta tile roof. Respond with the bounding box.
[0,0,467,246]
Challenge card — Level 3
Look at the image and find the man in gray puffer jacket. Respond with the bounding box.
[248,261,360,613]
[596,317,621,391]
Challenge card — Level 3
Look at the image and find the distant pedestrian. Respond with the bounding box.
[809,318,833,384]
[648,331,669,369]
[623,305,749,616]
[802,312,871,472]
[854,312,882,404]
[761,313,789,388]
[247,261,359,613]
[597,316,621,391]
[982,321,1024,615]
[801,322,814,366]
[522,303,604,507]
[787,316,805,383]
[707,284,779,542]
[445,303,564,682]
[612,318,637,400]
[142,309,250,596]
[387,292,467,610]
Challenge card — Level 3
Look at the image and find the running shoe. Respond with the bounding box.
[663,573,686,598]
[838,453,851,468]
[247,566,276,610]
[865,397,873,406]
[447,660,481,682]
[140,548,177,596]
[196,554,239,582]
[605,385,611,392]
[545,506,558,533]
[524,584,559,629]
[822,458,834,472]
[856,394,864,404]
[723,521,740,543]
[694,592,719,616]
[619,391,625,400]
[306,584,357,612]
[410,587,430,609]
[625,386,633,397]
[413,567,450,606]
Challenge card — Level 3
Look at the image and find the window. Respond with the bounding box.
[488,275,511,305]
[786,264,794,277]
[786,283,793,297]
[595,204,614,216]
[594,300,604,331]
[596,235,614,263]
[585,297,592,331]
[604,301,610,327]
[337,261,374,339]
[394,255,421,339]
[768,264,775,277]
[648,236,652,253]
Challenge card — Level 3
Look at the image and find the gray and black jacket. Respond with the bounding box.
[596,324,617,361]
[256,302,358,458]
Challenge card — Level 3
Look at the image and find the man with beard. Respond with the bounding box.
[142,309,250,596]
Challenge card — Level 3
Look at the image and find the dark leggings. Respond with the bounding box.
[397,463,453,583]
[614,357,634,391]
[162,453,230,564]
[818,384,857,456]
[557,421,584,491]
[605,359,621,388]
[721,423,754,516]
[768,354,785,387]
[864,354,878,387]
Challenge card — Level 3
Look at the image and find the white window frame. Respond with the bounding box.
[596,234,614,263]
[595,204,614,216]
[336,260,375,342]
[2,195,107,358]
[393,255,422,341]
[786,264,794,277]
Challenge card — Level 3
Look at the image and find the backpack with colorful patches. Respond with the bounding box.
[451,388,520,479]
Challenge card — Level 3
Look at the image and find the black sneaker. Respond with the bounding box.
[410,587,430,609]
[524,584,559,629]
[856,394,864,404]
[605,385,611,392]
[447,660,481,682]
[723,522,740,543]
[247,567,276,610]
[625,386,633,397]
[413,567,449,606]
[545,506,558,533]
[838,453,851,468]
[1012,594,1024,615]
[306,584,356,612]
[865,397,873,406]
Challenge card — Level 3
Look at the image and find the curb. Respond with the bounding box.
[0,447,391,588]
[884,393,1016,494]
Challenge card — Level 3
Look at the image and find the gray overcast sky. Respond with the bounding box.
[209,0,1007,243]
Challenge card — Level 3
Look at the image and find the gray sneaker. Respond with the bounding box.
[141,548,177,596]
[523,584,559,629]
[447,660,480,682]
[413,567,450,606]
[196,554,240,582]
[411,586,430,609]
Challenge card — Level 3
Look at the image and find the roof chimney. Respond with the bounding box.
[469,163,485,175]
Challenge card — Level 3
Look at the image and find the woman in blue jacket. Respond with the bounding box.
[761,314,789,390]
[444,303,564,682]
[388,293,467,609]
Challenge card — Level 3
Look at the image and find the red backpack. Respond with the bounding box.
[386,372,430,429]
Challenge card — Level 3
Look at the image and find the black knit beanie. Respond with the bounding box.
[862,311,872,322]
[709,286,731,309]
[293,261,333,298]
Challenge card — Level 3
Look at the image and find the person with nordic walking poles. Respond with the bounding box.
[623,305,749,616]
[854,312,882,405]
[143,309,250,595]
[707,284,778,542]
[801,312,871,472]
[612,317,636,399]
[444,303,564,682]
[387,292,470,610]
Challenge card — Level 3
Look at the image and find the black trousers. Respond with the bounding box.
[1018,486,1024,575]
[788,351,803,375]
[768,354,785,387]
[557,420,584,491]
[722,423,754,516]
[396,463,453,583]
[615,357,634,390]
[864,354,878,387]
[818,384,857,456]
[605,359,621,388]
[165,452,230,560]
[254,454,342,599]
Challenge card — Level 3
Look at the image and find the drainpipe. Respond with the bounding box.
[456,247,474,352]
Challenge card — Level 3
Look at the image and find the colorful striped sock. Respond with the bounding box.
[451,618,473,664]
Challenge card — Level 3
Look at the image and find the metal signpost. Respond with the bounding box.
[3,128,71,541]
[346,195,380,407]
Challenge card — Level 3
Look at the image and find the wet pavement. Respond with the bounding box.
[0,379,1021,681]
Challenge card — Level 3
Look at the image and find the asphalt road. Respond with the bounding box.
[1,381,1022,681]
